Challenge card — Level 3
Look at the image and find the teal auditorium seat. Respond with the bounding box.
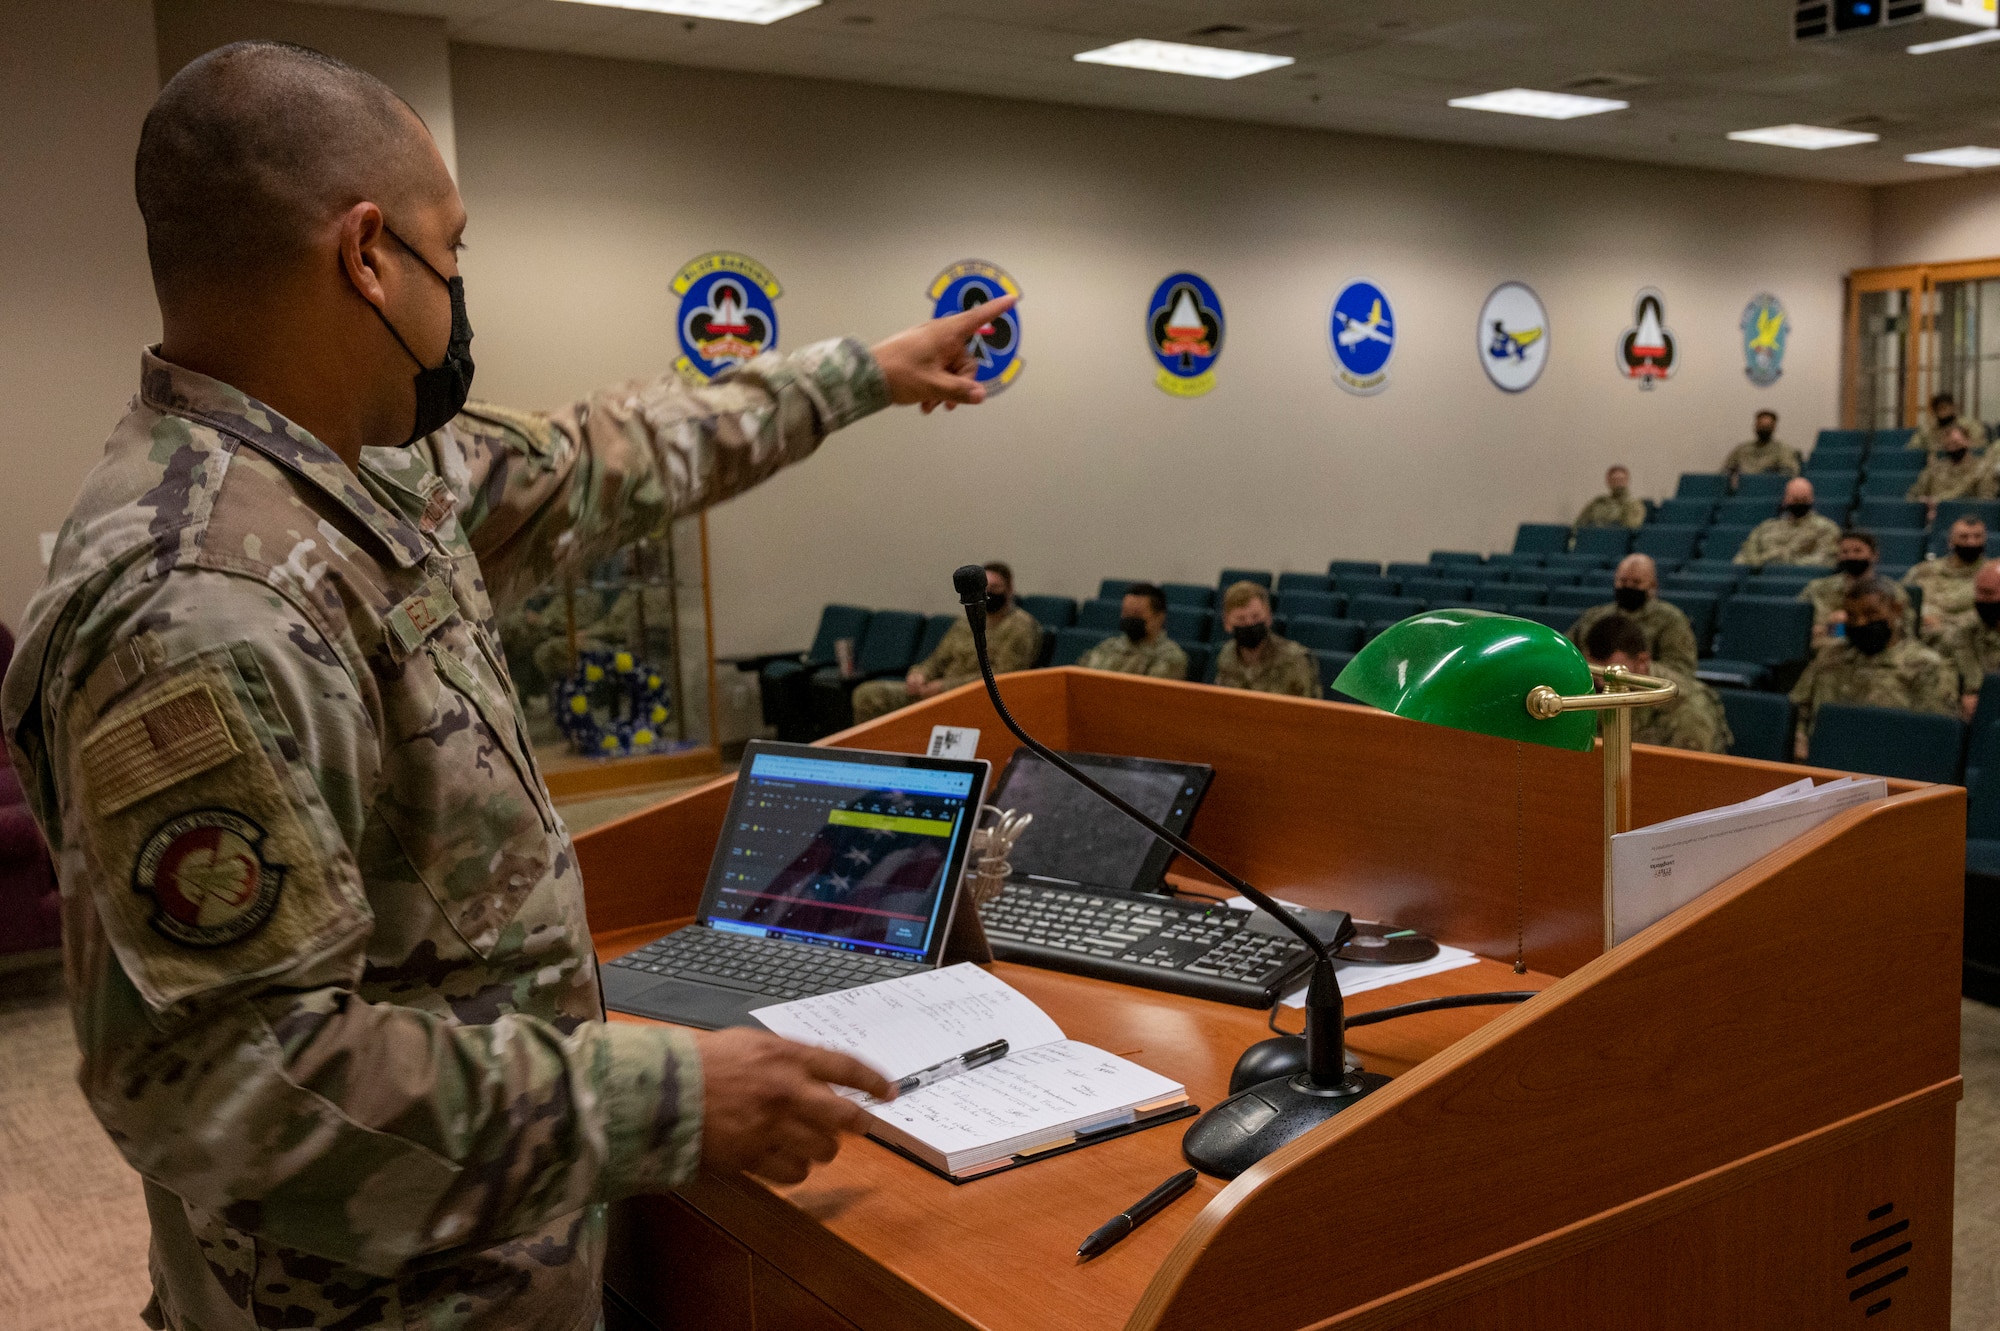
[1675,473,1729,500]
[1218,568,1273,589]
[1545,552,1612,570]
[1718,690,1792,762]
[1499,584,1547,605]
[1867,449,1927,475]
[1805,469,1859,504]
[917,613,956,661]
[1097,578,1135,601]
[1807,703,1965,785]
[1700,597,1814,689]
[1276,571,1332,593]
[1716,496,1777,526]
[1349,594,1421,623]
[1660,592,1719,655]
[1875,531,1928,566]
[1018,595,1077,631]
[1547,586,1604,612]
[1511,606,1574,633]
[1077,598,1122,632]
[1429,551,1483,566]
[1860,470,1916,497]
[759,603,871,740]
[1326,559,1382,578]
[1934,499,2000,532]
[1173,640,1209,682]
[1276,590,1343,620]
[1876,427,1917,450]
[1634,525,1701,563]
[1965,729,2000,1003]
[1680,559,1746,581]
[1572,526,1631,558]
[1652,498,1715,526]
[1334,574,1396,599]
[1287,616,1365,653]
[1401,577,1473,604]
[1385,562,1436,582]
[1815,428,1871,454]
[1161,582,1215,608]
[1051,625,1101,667]
[1164,607,1212,642]
[1699,525,1754,560]
[808,609,926,734]
[1735,473,1786,498]
[1742,572,1815,598]
[1315,650,1355,697]
[1513,523,1570,555]
[1856,499,1926,530]
[1966,677,2000,790]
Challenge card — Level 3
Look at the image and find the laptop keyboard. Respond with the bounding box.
[605,925,926,1002]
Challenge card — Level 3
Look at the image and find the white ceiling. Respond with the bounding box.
[304,0,2000,186]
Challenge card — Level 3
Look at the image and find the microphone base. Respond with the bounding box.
[1182,1069,1392,1180]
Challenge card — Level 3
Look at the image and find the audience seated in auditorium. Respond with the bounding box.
[1733,476,1840,567]
[1789,578,1957,758]
[1945,561,2000,721]
[1581,613,1730,754]
[1722,409,1800,480]
[852,562,1040,722]
[1573,465,1644,532]
[1213,581,1319,698]
[1904,514,1989,640]
[1906,422,1995,521]
[1801,529,1914,644]
[1078,581,1188,680]
[1566,553,1698,675]
[1909,391,1989,456]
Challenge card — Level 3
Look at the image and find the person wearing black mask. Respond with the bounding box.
[1790,579,1957,758]
[1722,410,1801,482]
[1944,560,2000,720]
[855,561,1044,721]
[1566,553,1697,674]
[1733,477,1841,568]
[1799,529,1914,645]
[1906,422,1996,523]
[1910,391,1991,457]
[1079,581,1189,679]
[1214,581,1320,697]
[1904,514,1992,640]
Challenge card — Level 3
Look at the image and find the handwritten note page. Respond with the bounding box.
[750,963,1065,1082]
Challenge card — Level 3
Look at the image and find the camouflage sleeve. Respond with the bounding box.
[1148,645,1188,680]
[1789,652,1824,734]
[1782,446,1803,476]
[53,570,700,1277]
[1806,523,1841,564]
[1947,628,1980,695]
[1722,444,1744,473]
[429,339,889,613]
[1077,640,1113,672]
[1731,527,1760,565]
[934,612,1039,692]
[1980,472,1999,500]
[1623,498,1645,530]
[1906,469,1933,501]
[1654,613,1699,677]
[1913,654,1960,716]
[1301,648,1323,698]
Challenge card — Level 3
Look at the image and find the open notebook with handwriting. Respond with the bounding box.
[752,964,1192,1181]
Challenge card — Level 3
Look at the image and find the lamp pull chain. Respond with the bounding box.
[1512,741,1527,975]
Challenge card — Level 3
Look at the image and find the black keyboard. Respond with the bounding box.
[604,925,925,1003]
[977,882,1313,1006]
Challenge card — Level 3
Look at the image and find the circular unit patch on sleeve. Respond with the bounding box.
[133,808,287,948]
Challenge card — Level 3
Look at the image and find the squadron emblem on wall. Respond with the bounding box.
[672,252,781,382]
[1616,288,1677,389]
[1329,279,1397,396]
[1478,281,1550,393]
[928,260,1023,394]
[1741,292,1788,387]
[1147,272,1224,397]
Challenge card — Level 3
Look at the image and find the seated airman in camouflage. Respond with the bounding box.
[1733,476,1841,568]
[1799,529,1913,645]
[1213,581,1319,698]
[1581,613,1731,754]
[852,563,1041,721]
[1904,514,1990,640]
[0,42,1016,1331]
[1789,578,1958,758]
[1566,552,1698,676]
[1722,409,1801,479]
[1908,392,1990,457]
[1944,560,2000,720]
[1573,465,1645,532]
[1906,422,1996,522]
[1079,581,1188,679]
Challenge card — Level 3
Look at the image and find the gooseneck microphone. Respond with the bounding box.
[951,565,1388,1177]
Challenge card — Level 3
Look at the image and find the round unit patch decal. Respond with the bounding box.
[1329,278,1397,396]
[1147,272,1224,397]
[928,260,1023,394]
[134,808,285,947]
[1742,292,1788,387]
[672,252,781,382]
[1477,281,1550,393]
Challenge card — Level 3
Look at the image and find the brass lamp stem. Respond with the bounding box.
[1523,665,1677,952]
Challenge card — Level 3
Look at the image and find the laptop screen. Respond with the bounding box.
[700,745,986,961]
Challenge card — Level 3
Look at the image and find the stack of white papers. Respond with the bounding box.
[1219,897,1481,1007]
[1609,777,1887,944]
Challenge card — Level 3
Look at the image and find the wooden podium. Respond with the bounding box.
[579,669,1963,1330]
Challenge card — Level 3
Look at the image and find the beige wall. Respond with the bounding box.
[1874,172,2000,267]
[450,44,1871,658]
[0,0,161,627]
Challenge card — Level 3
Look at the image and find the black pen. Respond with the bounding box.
[1076,1168,1198,1260]
[890,1039,1009,1095]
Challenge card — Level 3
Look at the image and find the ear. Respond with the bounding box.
[335,202,392,312]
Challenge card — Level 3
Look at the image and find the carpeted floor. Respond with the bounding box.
[5,942,1996,1326]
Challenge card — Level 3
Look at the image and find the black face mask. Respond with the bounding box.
[373,227,475,445]
[1979,601,2000,629]
[1947,447,1970,464]
[1119,616,1149,643]
[1785,501,1813,518]
[1613,586,1648,612]
[1956,544,1986,565]
[1755,427,1774,443]
[985,592,1008,615]
[1838,558,1872,578]
[1937,412,1957,427]
[1232,622,1270,651]
[1848,620,1893,656]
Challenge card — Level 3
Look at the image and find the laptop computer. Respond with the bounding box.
[600,739,990,1029]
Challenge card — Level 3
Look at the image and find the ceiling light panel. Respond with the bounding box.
[1726,123,1881,149]
[1905,144,2000,166]
[1907,28,2000,51]
[1446,88,1630,120]
[553,0,821,24]
[1073,39,1295,80]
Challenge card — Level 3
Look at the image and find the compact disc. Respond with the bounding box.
[1334,922,1439,965]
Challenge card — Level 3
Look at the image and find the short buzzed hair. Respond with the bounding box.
[1583,613,1648,663]
[1124,582,1167,615]
[1840,528,1879,555]
[1221,581,1270,615]
[982,561,1013,589]
[136,41,428,298]
[1844,576,1896,609]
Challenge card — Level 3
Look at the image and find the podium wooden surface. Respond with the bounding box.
[577,669,1964,1330]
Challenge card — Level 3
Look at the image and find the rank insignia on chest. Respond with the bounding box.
[386,574,460,658]
[418,478,458,534]
[133,808,286,947]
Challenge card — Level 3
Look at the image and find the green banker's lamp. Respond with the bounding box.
[1334,609,1677,950]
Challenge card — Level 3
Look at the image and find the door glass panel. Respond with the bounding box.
[1932,277,2000,429]
[1856,288,1908,431]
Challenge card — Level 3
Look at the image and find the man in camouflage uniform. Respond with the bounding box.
[1079,581,1188,679]
[1733,477,1841,567]
[1573,465,1645,531]
[1908,392,1990,456]
[1799,529,1913,645]
[1722,410,1801,478]
[1944,560,2000,719]
[1214,582,1319,697]
[851,563,1041,721]
[1566,553,1698,675]
[1789,578,1958,757]
[1905,422,1995,521]
[1580,613,1730,754]
[0,44,1018,1331]
[1904,515,1990,640]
